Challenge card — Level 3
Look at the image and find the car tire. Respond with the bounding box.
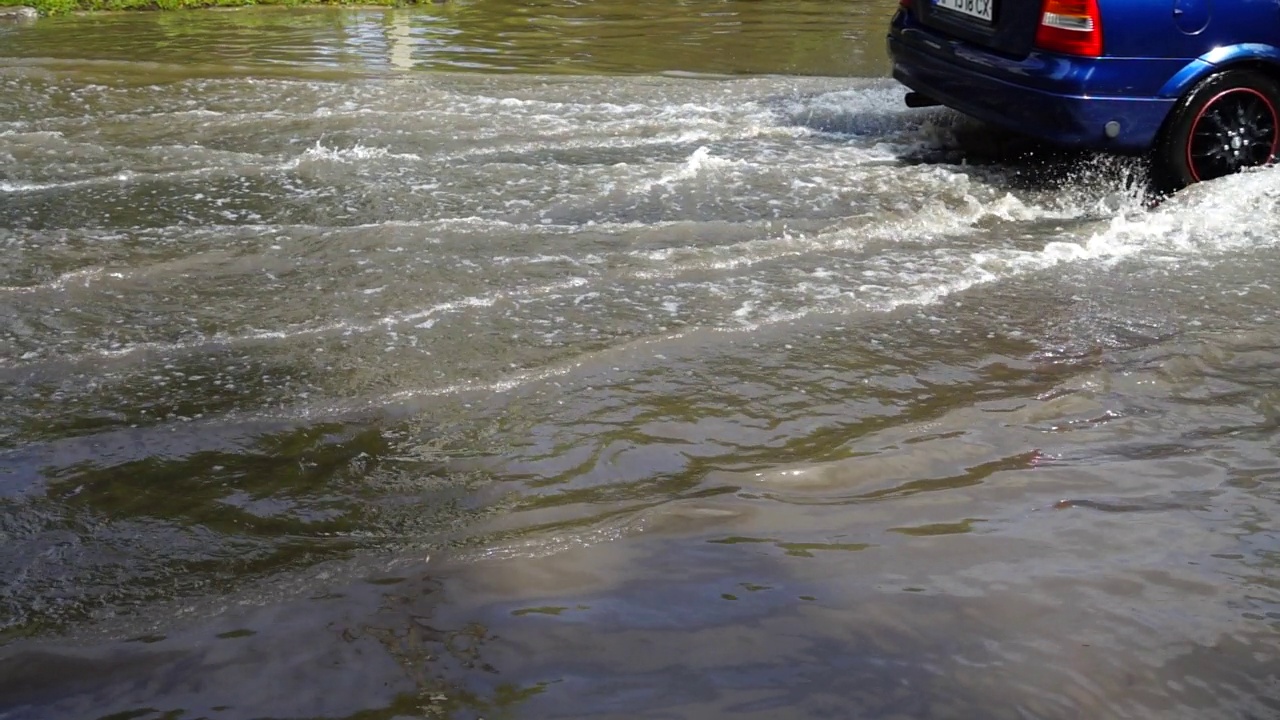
[1151,69,1280,194]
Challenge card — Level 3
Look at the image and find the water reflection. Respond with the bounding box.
[0,0,893,77]
[5,443,1279,720]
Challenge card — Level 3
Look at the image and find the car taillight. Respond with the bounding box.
[900,0,912,9]
[1034,0,1103,57]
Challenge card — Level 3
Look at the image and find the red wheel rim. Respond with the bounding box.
[1185,87,1280,183]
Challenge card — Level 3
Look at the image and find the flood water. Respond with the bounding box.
[2,2,1279,718]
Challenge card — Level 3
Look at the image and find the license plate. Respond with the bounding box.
[934,0,994,23]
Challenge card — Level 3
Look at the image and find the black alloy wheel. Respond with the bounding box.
[1151,69,1280,193]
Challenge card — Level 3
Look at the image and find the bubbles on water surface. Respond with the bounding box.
[3,72,1278,402]
[3,74,1278,429]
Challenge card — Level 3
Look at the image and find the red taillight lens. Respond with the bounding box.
[1034,0,1103,57]
[900,0,913,9]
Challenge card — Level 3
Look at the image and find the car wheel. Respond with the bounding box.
[1152,69,1280,193]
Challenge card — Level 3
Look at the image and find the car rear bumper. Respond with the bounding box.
[888,16,1175,152]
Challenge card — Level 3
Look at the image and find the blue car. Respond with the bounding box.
[887,0,1280,191]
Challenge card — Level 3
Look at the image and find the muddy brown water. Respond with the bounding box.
[1,2,1279,718]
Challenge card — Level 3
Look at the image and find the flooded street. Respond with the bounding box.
[2,2,1279,718]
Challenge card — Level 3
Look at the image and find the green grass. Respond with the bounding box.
[1,0,434,15]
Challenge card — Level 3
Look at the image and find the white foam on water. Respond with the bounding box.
[0,173,1109,370]
[626,145,744,194]
[385,277,592,327]
[9,74,1276,398]
[295,141,424,164]
[778,84,923,139]
[0,318,361,369]
[0,129,62,139]
[0,162,288,193]
[434,120,803,166]
[952,165,1280,285]
[729,166,1280,328]
[0,274,601,369]
[627,172,1060,281]
[489,253,605,267]
[1087,167,1280,254]
[0,142,420,197]
[0,266,105,294]
[0,174,132,193]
